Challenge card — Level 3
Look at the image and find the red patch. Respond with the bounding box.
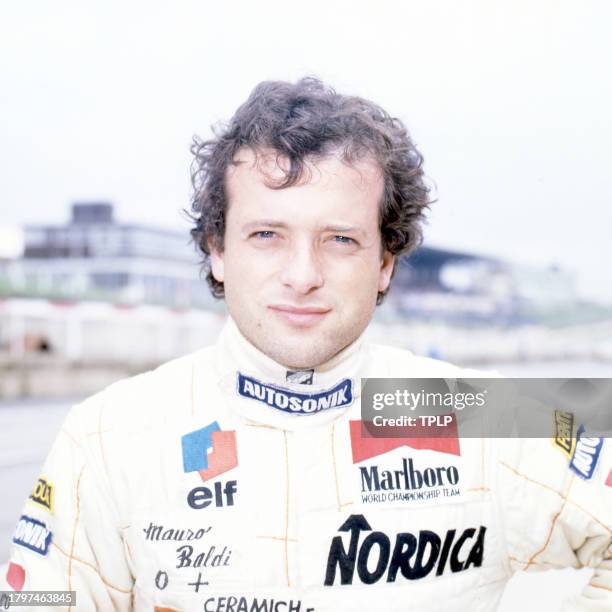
[606,468,612,488]
[6,562,25,591]
[349,418,460,464]
[198,431,238,482]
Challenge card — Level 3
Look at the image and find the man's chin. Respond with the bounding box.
[261,335,334,370]
[237,312,347,369]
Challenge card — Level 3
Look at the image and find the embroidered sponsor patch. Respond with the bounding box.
[324,514,486,585]
[569,426,603,480]
[181,422,238,482]
[12,515,52,556]
[201,597,314,611]
[6,562,25,591]
[286,369,314,384]
[349,420,463,508]
[552,410,576,458]
[237,373,353,414]
[28,477,54,513]
[187,480,238,509]
[349,419,461,462]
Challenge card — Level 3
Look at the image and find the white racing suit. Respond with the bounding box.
[3,318,612,611]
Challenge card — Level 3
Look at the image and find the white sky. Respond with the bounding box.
[1,1,611,302]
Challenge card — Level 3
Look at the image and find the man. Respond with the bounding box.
[4,78,611,611]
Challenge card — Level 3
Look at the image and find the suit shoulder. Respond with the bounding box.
[70,346,216,430]
[365,343,497,378]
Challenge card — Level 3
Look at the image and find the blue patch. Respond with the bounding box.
[237,373,353,415]
[181,422,220,472]
[12,515,52,556]
[569,426,604,480]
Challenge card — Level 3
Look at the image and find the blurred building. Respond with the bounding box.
[3,202,215,309]
[386,246,577,324]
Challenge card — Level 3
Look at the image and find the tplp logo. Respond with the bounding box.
[181,422,238,482]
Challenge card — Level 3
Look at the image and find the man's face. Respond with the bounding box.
[210,149,394,369]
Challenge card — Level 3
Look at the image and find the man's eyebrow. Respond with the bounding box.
[322,224,364,234]
[241,221,366,234]
[242,220,288,231]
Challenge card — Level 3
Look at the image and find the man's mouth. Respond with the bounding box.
[268,305,331,327]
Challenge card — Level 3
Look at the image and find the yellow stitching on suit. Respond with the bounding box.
[97,408,109,475]
[67,466,84,608]
[500,461,611,534]
[331,422,342,512]
[481,438,486,490]
[509,554,566,569]
[191,361,196,417]
[59,429,81,447]
[245,422,283,431]
[256,535,298,543]
[528,479,572,569]
[283,430,291,587]
[53,541,132,594]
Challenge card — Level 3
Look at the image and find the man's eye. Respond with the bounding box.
[251,230,276,239]
[332,235,355,245]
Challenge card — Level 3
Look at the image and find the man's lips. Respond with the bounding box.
[268,305,331,326]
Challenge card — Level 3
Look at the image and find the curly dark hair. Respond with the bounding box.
[189,77,432,304]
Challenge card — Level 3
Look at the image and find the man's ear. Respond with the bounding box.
[208,239,225,283]
[378,251,395,294]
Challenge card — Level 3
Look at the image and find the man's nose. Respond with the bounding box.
[279,241,324,294]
